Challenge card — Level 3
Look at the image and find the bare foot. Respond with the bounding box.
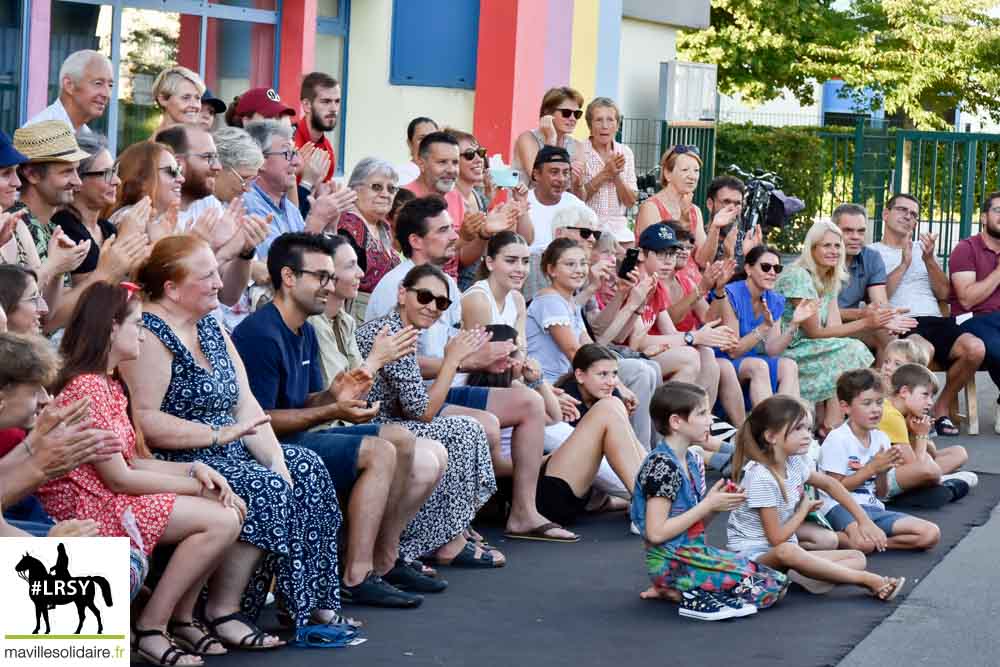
[639,585,681,602]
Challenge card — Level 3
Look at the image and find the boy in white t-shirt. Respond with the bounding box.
[819,369,941,553]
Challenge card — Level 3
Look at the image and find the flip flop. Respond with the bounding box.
[875,576,906,601]
[934,416,960,437]
[504,522,580,543]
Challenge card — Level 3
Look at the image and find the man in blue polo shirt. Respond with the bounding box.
[233,233,446,608]
[835,202,915,361]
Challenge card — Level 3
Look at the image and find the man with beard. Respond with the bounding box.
[233,232,446,608]
[365,196,580,543]
[401,132,467,278]
[26,50,113,135]
[153,124,223,227]
[872,194,985,436]
[949,192,1000,429]
[294,72,340,183]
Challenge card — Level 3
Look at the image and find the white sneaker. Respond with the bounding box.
[629,521,640,536]
[942,471,979,489]
[788,569,835,594]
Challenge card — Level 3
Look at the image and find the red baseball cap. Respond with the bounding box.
[235,88,295,119]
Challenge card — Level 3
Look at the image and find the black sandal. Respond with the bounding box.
[934,416,960,437]
[168,619,226,656]
[204,612,285,651]
[134,627,201,666]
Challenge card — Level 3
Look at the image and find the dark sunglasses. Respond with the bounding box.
[460,147,488,161]
[757,262,783,274]
[670,144,701,157]
[555,108,583,120]
[80,166,118,183]
[567,226,602,241]
[159,165,183,179]
[408,288,452,311]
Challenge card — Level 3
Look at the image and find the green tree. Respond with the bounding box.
[678,0,1000,129]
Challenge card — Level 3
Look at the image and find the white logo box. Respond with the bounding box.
[0,537,130,666]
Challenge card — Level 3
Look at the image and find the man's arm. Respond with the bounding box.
[951,269,1000,310]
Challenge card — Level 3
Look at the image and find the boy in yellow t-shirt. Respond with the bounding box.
[878,362,976,505]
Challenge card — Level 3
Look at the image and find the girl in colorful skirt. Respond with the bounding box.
[631,381,788,621]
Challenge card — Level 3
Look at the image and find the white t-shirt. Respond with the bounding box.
[364,258,462,359]
[178,195,224,231]
[527,191,585,253]
[818,422,891,514]
[870,241,941,317]
[25,99,91,135]
[727,455,812,557]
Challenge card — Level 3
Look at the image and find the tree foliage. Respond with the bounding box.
[678,0,1000,129]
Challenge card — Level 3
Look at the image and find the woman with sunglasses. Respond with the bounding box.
[51,133,120,285]
[635,144,706,282]
[579,97,638,247]
[513,87,584,189]
[39,282,245,665]
[774,220,894,436]
[356,263,506,567]
[337,157,402,321]
[110,141,185,241]
[709,245,807,407]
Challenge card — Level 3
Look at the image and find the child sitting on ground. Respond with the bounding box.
[879,362,977,506]
[726,395,905,600]
[631,382,788,621]
[818,369,941,553]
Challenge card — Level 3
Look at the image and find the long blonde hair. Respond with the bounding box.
[794,219,849,298]
[732,396,812,501]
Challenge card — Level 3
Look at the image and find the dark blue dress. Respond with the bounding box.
[144,312,343,626]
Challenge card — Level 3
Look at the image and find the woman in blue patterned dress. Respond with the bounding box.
[121,235,351,648]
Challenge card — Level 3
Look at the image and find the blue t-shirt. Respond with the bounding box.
[232,302,324,412]
[837,246,887,309]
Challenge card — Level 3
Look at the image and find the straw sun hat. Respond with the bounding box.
[12,120,91,163]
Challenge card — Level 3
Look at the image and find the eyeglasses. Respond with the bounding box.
[408,288,452,311]
[160,165,183,179]
[264,148,298,162]
[669,144,701,157]
[554,108,583,120]
[183,151,221,165]
[460,147,488,161]
[675,244,693,254]
[557,260,590,270]
[297,269,334,287]
[566,227,602,241]
[20,293,46,307]
[757,262,783,274]
[80,166,118,183]
[890,205,919,220]
[228,167,253,191]
[366,182,399,195]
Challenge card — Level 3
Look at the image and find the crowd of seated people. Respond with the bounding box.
[0,50,991,661]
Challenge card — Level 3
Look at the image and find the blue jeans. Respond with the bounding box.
[960,311,1000,389]
[283,424,380,498]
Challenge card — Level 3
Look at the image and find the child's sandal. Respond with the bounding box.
[875,576,905,601]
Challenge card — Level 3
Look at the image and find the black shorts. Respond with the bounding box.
[535,460,591,527]
[902,316,965,368]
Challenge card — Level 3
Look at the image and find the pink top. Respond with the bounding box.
[581,140,637,239]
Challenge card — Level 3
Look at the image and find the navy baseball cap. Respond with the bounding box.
[638,223,680,251]
[0,130,28,168]
[201,89,227,114]
[533,145,571,170]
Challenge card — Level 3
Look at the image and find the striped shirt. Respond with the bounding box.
[727,455,812,557]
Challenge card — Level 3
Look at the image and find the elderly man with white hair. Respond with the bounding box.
[522,204,604,301]
[26,50,113,134]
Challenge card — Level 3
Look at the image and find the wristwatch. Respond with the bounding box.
[683,332,695,346]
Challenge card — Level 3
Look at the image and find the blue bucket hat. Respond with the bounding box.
[0,130,29,169]
[637,222,680,251]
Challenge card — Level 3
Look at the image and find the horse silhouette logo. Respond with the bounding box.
[15,543,113,635]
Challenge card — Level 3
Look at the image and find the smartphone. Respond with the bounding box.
[618,247,640,279]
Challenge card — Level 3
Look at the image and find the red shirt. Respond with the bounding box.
[0,428,25,458]
[402,179,466,278]
[642,281,672,335]
[293,121,336,183]
[949,234,1000,315]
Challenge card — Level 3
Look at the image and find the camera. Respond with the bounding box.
[725,164,804,258]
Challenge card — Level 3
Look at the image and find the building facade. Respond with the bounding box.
[4,0,708,173]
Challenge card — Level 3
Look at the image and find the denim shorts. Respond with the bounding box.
[284,424,380,498]
[824,503,909,535]
[444,386,490,412]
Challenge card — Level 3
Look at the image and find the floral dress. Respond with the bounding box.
[37,374,176,556]
[630,443,787,609]
[774,266,874,403]
[356,309,497,560]
[144,312,343,627]
[337,210,400,320]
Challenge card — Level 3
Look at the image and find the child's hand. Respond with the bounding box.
[796,494,824,516]
[870,446,902,473]
[703,478,746,513]
[907,414,932,437]
[858,520,888,552]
